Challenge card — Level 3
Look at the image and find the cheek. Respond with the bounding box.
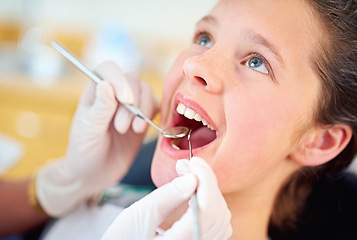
[162,48,198,100]
[160,55,187,122]
[209,94,302,193]
[210,135,278,193]
[151,138,178,187]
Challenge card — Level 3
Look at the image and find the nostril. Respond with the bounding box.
[195,76,207,86]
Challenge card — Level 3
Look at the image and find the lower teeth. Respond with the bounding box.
[171,138,182,150]
[171,143,181,150]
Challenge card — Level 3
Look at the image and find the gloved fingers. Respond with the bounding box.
[132,81,159,133]
[144,173,197,226]
[203,214,233,240]
[199,204,233,240]
[123,174,197,233]
[77,80,97,108]
[94,61,135,105]
[157,204,232,240]
[154,160,196,239]
[71,80,118,134]
[114,106,135,134]
[176,159,190,176]
[177,158,224,212]
[155,210,193,240]
[113,72,142,134]
[188,157,232,238]
[189,157,225,209]
[88,81,118,129]
[101,174,197,240]
[94,62,137,134]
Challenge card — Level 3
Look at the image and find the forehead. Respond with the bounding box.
[209,0,323,59]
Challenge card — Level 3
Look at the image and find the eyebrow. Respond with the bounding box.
[243,28,285,68]
[196,15,219,27]
[197,15,285,69]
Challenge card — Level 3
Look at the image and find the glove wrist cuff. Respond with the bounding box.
[36,160,87,216]
[28,174,49,216]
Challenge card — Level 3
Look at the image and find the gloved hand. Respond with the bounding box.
[101,157,232,240]
[36,61,158,217]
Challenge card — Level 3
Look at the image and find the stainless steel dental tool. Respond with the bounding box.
[188,130,200,240]
[53,40,199,237]
[51,41,189,139]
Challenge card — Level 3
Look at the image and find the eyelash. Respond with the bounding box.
[193,31,277,83]
[243,53,271,74]
[242,54,277,84]
[193,31,213,47]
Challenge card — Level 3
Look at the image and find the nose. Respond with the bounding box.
[182,48,224,94]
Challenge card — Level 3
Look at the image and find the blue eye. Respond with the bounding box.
[196,33,213,48]
[244,55,269,74]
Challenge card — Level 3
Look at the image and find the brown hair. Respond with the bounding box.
[270,0,357,232]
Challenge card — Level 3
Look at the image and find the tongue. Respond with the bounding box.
[190,127,217,148]
[177,126,216,150]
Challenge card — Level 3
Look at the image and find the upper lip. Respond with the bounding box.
[160,92,219,158]
[172,93,217,131]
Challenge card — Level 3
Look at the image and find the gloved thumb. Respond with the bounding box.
[95,61,135,105]
[72,80,118,135]
[88,81,118,128]
[132,173,197,226]
[102,174,197,239]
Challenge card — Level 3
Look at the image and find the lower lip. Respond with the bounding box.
[160,132,218,159]
[160,136,191,159]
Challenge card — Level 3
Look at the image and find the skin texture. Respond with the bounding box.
[0,180,48,236]
[151,0,352,239]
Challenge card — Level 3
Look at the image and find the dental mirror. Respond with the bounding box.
[51,41,189,139]
[188,130,200,240]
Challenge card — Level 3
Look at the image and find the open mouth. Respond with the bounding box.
[170,103,217,150]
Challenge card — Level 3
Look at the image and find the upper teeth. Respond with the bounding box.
[176,103,215,130]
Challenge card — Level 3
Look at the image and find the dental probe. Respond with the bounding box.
[188,131,200,240]
[51,41,189,139]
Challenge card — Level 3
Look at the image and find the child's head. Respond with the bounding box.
[270,0,357,231]
[150,0,356,228]
[304,0,357,168]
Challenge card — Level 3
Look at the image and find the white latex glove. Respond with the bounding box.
[36,61,158,216]
[101,157,232,240]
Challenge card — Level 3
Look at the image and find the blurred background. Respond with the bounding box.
[0,0,217,180]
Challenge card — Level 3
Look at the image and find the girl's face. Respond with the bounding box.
[151,0,322,194]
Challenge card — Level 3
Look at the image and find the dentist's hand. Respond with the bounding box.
[36,61,158,216]
[101,157,232,240]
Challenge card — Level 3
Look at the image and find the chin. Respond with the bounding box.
[151,137,179,187]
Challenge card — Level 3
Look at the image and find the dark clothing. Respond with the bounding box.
[269,171,357,240]
[121,139,156,187]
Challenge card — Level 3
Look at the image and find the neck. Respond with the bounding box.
[224,190,274,240]
[226,159,300,240]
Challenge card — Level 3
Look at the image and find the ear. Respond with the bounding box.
[291,124,353,167]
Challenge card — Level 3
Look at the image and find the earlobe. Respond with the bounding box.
[292,124,353,167]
